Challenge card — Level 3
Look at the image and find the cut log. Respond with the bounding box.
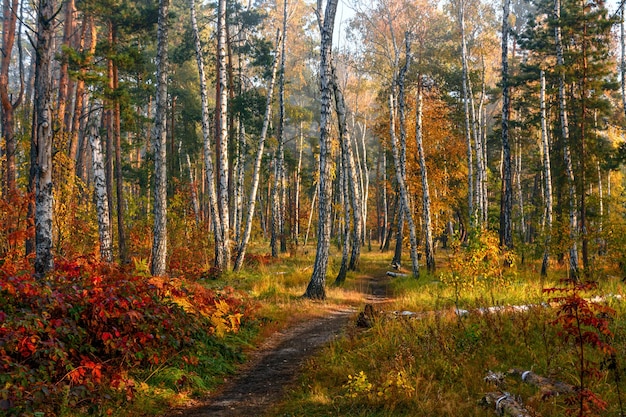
[508,369,574,398]
[481,391,537,417]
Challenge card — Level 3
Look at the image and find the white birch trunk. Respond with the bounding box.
[150,0,169,277]
[191,0,223,268]
[88,103,113,262]
[304,0,339,299]
[389,94,419,278]
[540,71,553,276]
[359,120,369,244]
[554,0,579,276]
[416,88,434,272]
[33,0,55,276]
[460,0,474,226]
[331,65,362,271]
[186,153,201,224]
[304,185,317,246]
[234,30,281,271]
[216,0,231,270]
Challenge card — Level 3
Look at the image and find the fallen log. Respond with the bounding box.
[508,369,574,398]
[481,391,537,417]
[386,271,408,277]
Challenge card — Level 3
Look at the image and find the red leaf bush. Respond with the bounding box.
[0,257,254,415]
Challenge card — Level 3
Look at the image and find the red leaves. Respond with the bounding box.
[0,256,255,415]
[545,278,615,416]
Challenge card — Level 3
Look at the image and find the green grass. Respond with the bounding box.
[270,250,626,417]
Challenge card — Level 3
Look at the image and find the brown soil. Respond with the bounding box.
[167,271,391,417]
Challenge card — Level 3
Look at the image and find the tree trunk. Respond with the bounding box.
[540,71,553,276]
[416,87,435,272]
[388,94,419,278]
[215,0,231,270]
[233,30,281,271]
[112,45,127,263]
[304,0,339,300]
[32,0,55,277]
[1,0,21,195]
[460,0,474,227]
[622,7,626,119]
[191,0,223,269]
[554,0,579,277]
[500,0,513,250]
[294,121,303,245]
[88,102,113,262]
[334,146,349,285]
[331,64,362,272]
[150,0,169,277]
[381,148,388,250]
[56,0,74,134]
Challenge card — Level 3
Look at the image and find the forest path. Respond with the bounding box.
[167,269,393,417]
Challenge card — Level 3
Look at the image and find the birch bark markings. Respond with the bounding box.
[304,0,339,300]
[415,88,434,272]
[150,0,169,277]
[389,94,419,278]
[540,71,553,277]
[234,30,282,271]
[32,0,56,276]
[459,0,474,226]
[216,0,231,270]
[88,104,113,263]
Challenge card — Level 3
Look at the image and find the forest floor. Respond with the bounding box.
[166,271,394,417]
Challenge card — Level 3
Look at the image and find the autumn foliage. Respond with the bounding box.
[0,257,255,416]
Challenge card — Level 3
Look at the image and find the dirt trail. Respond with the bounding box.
[168,272,391,417]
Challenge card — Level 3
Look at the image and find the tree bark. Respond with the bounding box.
[500,0,513,250]
[233,30,281,271]
[416,87,435,272]
[304,0,339,300]
[554,0,579,277]
[331,64,361,272]
[215,0,231,270]
[32,0,56,277]
[540,71,553,276]
[191,0,223,268]
[1,0,21,195]
[150,0,169,277]
[388,94,419,278]
[460,0,474,227]
[88,102,113,262]
[56,0,74,134]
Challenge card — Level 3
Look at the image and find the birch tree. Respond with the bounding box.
[234,30,282,271]
[304,0,339,300]
[389,94,419,277]
[150,0,169,276]
[216,0,231,270]
[191,0,223,270]
[88,103,113,263]
[415,87,434,272]
[32,0,56,276]
[539,70,553,276]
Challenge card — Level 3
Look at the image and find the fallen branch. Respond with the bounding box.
[481,391,537,417]
[386,271,408,277]
[509,369,574,398]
